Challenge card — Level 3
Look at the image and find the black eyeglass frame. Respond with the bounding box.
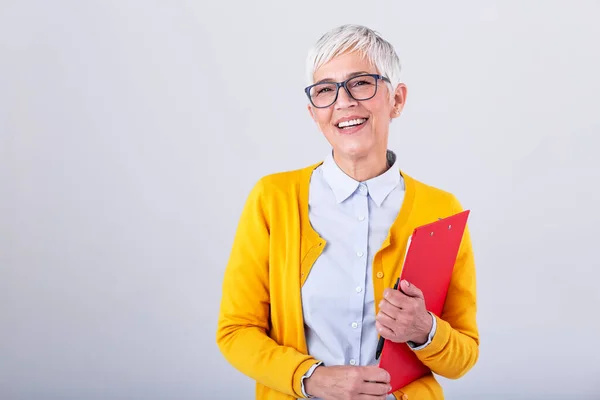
[304,73,391,108]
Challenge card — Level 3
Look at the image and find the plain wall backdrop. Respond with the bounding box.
[1,0,600,399]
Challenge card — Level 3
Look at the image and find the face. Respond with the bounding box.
[307,51,407,162]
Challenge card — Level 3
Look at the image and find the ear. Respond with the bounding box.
[389,83,408,119]
[307,103,317,122]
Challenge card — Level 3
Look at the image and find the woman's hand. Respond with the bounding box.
[303,365,391,400]
[375,280,433,345]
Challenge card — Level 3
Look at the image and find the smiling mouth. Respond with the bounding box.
[336,118,368,129]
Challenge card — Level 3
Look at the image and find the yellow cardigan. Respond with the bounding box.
[216,162,479,400]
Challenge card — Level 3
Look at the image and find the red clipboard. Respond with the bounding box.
[378,210,470,393]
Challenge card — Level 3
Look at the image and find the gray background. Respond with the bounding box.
[1,0,599,399]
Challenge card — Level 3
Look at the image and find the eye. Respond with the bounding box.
[351,79,373,87]
[312,83,336,97]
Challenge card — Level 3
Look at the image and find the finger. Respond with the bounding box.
[358,381,391,396]
[375,310,397,330]
[356,394,387,400]
[362,366,391,383]
[400,279,424,299]
[379,298,404,318]
[382,288,411,308]
[375,320,396,340]
[381,296,421,320]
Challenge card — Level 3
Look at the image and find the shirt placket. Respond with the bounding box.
[348,182,370,366]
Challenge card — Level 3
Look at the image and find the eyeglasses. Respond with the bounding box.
[304,73,390,108]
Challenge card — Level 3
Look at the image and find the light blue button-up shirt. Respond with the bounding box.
[299,150,435,399]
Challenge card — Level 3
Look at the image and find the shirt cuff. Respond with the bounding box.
[407,311,437,350]
[300,361,323,398]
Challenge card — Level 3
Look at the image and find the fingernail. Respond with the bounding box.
[379,300,383,307]
[403,280,410,286]
[384,289,390,297]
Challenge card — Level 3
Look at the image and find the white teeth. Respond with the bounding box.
[338,118,366,128]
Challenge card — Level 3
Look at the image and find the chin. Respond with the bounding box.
[334,141,373,160]
[324,124,377,160]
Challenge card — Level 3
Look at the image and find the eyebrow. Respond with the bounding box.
[314,71,371,84]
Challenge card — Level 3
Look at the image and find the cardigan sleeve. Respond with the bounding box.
[411,195,480,379]
[215,178,318,398]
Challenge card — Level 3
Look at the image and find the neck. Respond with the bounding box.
[333,149,390,182]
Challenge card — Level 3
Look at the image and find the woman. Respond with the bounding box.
[216,24,479,400]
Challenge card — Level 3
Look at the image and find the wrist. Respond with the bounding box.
[303,365,324,398]
[412,311,433,344]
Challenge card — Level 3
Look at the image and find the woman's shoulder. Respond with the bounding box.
[244,162,322,205]
[254,162,322,192]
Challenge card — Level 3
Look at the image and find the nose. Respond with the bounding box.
[334,85,358,110]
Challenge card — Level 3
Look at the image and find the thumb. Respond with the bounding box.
[363,365,391,383]
[400,279,423,299]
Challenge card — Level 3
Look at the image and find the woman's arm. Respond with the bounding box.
[412,196,480,379]
[216,178,318,398]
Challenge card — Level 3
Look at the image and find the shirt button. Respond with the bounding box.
[376,271,384,279]
[358,215,365,221]
[357,251,364,257]
[349,359,356,365]
[355,286,362,293]
[351,322,358,328]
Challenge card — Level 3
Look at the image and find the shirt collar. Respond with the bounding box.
[321,149,403,206]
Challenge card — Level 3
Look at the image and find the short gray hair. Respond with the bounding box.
[305,24,402,91]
